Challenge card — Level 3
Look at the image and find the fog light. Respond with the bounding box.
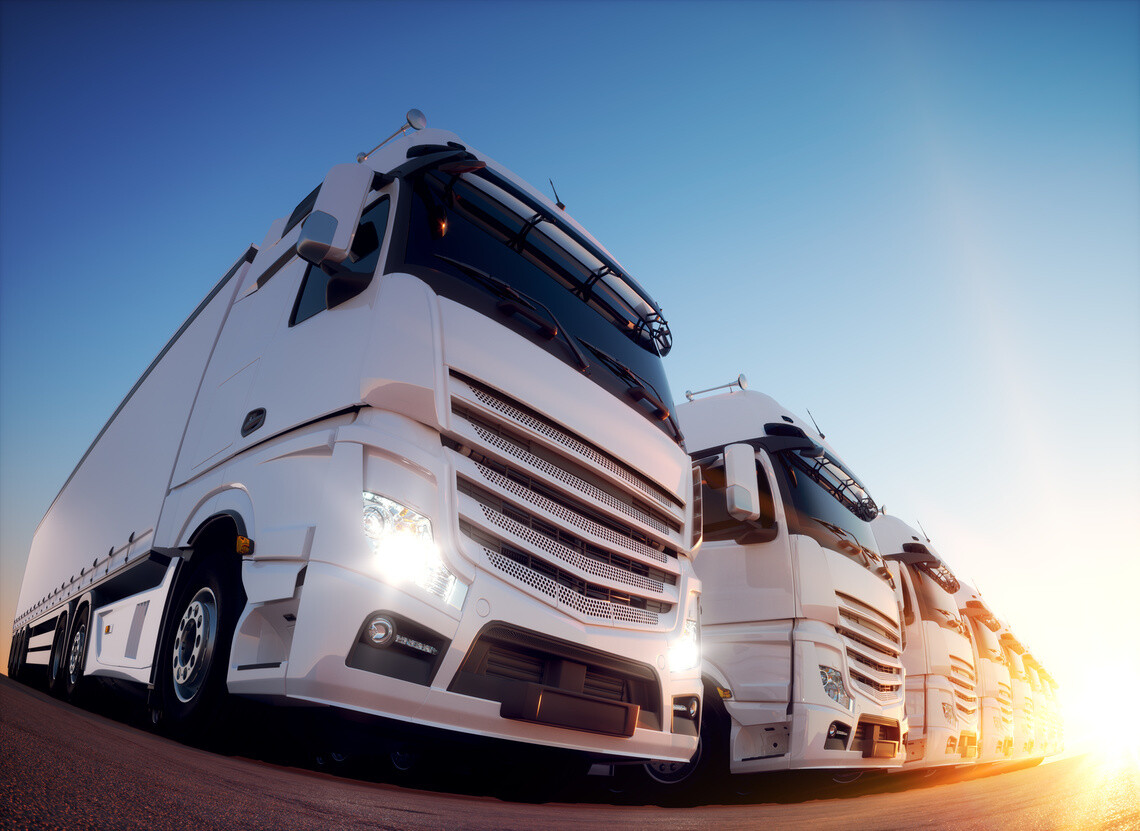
[825,720,851,750]
[670,696,699,720]
[368,615,395,646]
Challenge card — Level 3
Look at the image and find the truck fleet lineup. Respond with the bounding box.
[6,112,1060,800]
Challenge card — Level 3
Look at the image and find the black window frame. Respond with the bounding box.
[289,195,391,327]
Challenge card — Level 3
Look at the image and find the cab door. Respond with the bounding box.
[172,185,395,486]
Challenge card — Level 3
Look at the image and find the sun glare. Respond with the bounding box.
[1065,662,1140,771]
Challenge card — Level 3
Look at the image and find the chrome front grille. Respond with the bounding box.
[997,682,1014,721]
[449,375,685,628]
[834,593,903,704]
[465,382,679,510]
[470,461,670,565]
[950,655,978,717]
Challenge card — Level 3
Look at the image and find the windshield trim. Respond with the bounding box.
[460,167,672,355]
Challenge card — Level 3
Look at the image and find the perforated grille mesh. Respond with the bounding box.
[473,462,669,565]
[835,592,901,645]
[837,614,902,706]
[483,547,661,626]
[474,501,668,596]
[847,649,901,677]
[836,620,901,662]
[465,383,676,509]
[850,671,902,702]
[468,421,672,536]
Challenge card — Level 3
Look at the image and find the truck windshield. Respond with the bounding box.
[397,167,677,439]
[909,565,966,632]
[1005,647,1026,681]
[970,619,1005,663]
[773,448,882,566]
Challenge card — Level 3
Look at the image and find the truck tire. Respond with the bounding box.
[157,565,239,739]
[47,612,69,696]
[633,701,729,805]
[8,628,27,681]
[65,605,91,702]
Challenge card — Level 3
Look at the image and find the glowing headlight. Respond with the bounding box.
[819,666,854,711]
[362,492,466,609]
[667,617,701,673]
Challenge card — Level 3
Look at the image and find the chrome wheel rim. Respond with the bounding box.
[643,754,696,785]
[67,623,87,685]
[171,587,218,703]
[390,748,415,772]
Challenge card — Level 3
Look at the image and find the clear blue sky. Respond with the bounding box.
[2,0,1137,747]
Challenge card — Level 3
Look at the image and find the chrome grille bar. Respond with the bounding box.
[447,375,685,629]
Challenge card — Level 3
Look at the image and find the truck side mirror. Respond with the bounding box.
[724,443,760,522]
[296,163,383,268]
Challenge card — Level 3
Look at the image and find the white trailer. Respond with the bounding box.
[955,583,1015,763]
[8,112,703,771]
[874,515,979,769]
[631,379,904,794]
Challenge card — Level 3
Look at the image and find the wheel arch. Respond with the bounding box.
[172,486,254,552]
[147,501,252,696]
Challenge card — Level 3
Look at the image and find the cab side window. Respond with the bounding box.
[290,196,390,326]
[701,461,776,543]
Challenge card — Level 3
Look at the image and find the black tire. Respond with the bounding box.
[157,565,240,739]
[64,605,91,702]
[631,702,730,805]
[47,612,70,696]
[8,628,27,681]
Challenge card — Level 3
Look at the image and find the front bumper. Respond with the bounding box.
[284,560,700,761]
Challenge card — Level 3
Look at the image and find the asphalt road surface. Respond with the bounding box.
[2,675,1137,830]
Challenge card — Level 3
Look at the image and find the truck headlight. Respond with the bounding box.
[363,492,466,609]
[819,666,854,711]
[942,701,957,725]
[667,617,701,673]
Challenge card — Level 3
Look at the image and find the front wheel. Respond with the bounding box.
[157,567,239,739]
[630,705,729,805]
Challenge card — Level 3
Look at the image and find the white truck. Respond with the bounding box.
[1026,652,1048,756]
[874,515,979,769]
[955,583,1015,763]
[998,625,1035,759]
[7,111,704,773]
[631,379,905,794]
[1031,661,1061,756]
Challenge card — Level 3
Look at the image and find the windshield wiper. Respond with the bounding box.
[578,339,683,441]
[434,255,590,372]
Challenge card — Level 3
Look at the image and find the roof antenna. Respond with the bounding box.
[806,408,826,439]
[917,520,931,542]
[549,179,566,210]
